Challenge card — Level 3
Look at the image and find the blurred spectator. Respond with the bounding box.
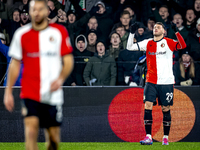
[83,40,116,86]
[168,13,188,40]
[194,0,200,19]
[0,31,7,85]
[151,3,171,31]
[184,9,196,31]
[86,29,98,53]
[65,34,93,86]
[19,0,29,11]
[19,6,30,26]
[117,49,144,86]
[173,50,200,85]
[0,33,22,86]
[185,18,200,61]
[124,5,137,25]
[93,1,114,43]
[134,22,153,42]
[107,31,123,60]
[146,17,155,37]
[67,10,76,24]
[48,0,57,18]
[115,23,129,49]
[12,8,20,22]
[113,10,131,33]
[87,16,98,30]
[0,0,12,20]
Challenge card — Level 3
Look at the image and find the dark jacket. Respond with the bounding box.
[186,29,200,61]
[117,49,144,85]
[168,26,188,40]
[83,53,117,86]
[107,45,124,61]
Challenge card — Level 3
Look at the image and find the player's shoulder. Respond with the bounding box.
[163,37,177,42]
[49,23,67,32]
[14,23,32,37]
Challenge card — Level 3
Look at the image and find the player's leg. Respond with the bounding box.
[161,105,171,145]
[140,83,157,145]
[44,127,60,150]
[158,84,173,145]
[24,116,39,150]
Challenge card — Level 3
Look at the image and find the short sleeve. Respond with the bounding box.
[8,30,23,60]
[60,26,73,56]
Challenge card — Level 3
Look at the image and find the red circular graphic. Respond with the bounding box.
[108,88,162,142]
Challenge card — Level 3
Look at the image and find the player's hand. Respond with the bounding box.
[171,22,178,33]
[130,22,139,34]
[50,78,63,92]
[4,92,14,112]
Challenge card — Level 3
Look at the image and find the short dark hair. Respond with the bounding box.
[155,22,166,30]
[120,10,130,18]
[30,0,48,7]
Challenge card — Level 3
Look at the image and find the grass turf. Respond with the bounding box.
[0,142,200,150]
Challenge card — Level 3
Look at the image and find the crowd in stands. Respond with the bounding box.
[0,0,200,86]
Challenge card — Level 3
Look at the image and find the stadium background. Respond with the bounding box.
[0,86,199,142]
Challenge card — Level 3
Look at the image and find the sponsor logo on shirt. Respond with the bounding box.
[27,52,57,57]
[148,51,166,55]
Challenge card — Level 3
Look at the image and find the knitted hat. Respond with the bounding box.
[0,33,5,40]
[95,1,105,8]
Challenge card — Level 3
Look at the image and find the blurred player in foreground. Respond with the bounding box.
[3,0,73,149]
[127,22,186,145]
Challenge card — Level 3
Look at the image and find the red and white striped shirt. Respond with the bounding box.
[9,23,73,105]
[127,32,186,84]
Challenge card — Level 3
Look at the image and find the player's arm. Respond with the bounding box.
[171,22,186,50]
[50,54,74,92]
[126,33,149,51]
[4,58,21,112]
[175,32,186,50]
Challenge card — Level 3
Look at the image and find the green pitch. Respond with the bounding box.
[0,142,200,150]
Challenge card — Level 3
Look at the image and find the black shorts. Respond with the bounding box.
[21,99,63,128]
[143,82,174,106]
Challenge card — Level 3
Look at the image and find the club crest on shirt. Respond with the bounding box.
[49,36,55,42]
[161,43,165,48]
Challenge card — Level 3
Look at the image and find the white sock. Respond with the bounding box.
[163,135,168,139]
[146,134,152,139]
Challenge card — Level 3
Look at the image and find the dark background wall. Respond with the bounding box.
[0,86,199,142]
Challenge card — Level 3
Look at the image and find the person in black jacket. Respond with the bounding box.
[64,34,93,86]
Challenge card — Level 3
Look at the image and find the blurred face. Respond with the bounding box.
[159,7,169,21]
[182,54,191,63]
[23,0,28,4]
[147,20,155,31]
[77,41,85,52]
[195,0,200,12]
[1,39,6,45]
[110,33,121,46]
[186,10,196,22]
[124,7,134,16]
[59,11,67,22]
[120,14,131,26]
[67,14,76,23]
[20,12,29,23]
[88,18,98,30]
[47,1,55,11]
[173,14,183,28]
[138,28,144,35]
[88,33,97,45]
[197,24,200,32]
[96,42,105,55]
[153,24,165,36]
[116,27,126,38]
[29,1,48,24]
[13,11,20,22]
[97,4,105,14]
